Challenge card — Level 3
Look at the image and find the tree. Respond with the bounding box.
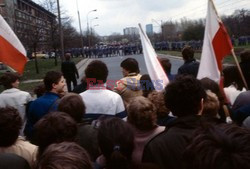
[182,22,205,41]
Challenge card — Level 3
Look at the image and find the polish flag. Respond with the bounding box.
[138,24,169,91]
[197,0,233,83]
[0,15,27,74]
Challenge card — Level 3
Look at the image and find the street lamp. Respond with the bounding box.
[56,0,64,60]
[75,0,84,57]
[152,19,163,41]
[90,24,99,46]
[87,9,97,47]
[89,17,98,47]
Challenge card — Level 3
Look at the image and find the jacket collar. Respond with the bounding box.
[1,88,20,94]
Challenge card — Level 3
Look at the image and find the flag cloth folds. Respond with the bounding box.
[138,24,169,91]
[197,0,233,82]
[0,15,27,74]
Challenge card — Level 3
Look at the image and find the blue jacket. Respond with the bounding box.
[24,92,60,140]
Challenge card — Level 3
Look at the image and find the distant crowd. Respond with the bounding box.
[0,46,250,169]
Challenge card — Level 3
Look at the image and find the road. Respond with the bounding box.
[77,54,184,84]
[95,54,184,81]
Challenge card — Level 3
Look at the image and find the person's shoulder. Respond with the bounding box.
[105,89,122,98]
[145,129,168,147]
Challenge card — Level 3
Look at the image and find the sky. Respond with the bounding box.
[33,0,250,36]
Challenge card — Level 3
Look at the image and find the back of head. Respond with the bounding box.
[58,93,85,123]
[98,118,134,169]
[33,84,46,98]
[65,53,71,61]
[140,74,155,97]
[36,142,93,169]
[159,58,171,74]
[148,91,170,118]
[184,123,250,169]
[223,66,244,90]
[240,50,250,62]
[85,60,108,84]
[200,77,224,105]
[0,107,22,147]
[43,71,62,92]
[0,72,20,89]
[202,90,220,117]
[33,112,77,156]
[164,75,206,117]
[127,96,157,131]
[181,45,194,61]
[0,153,31,169]
[120,58,140,74]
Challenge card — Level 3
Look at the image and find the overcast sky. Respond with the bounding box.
[34,0,250,36]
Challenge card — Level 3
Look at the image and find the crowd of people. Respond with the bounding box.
[0,46,250,169]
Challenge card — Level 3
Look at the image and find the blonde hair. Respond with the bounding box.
[127,96,157,131]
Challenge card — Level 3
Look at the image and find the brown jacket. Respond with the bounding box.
[114,73,142,105]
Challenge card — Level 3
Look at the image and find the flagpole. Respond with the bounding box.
[231,49,248,90]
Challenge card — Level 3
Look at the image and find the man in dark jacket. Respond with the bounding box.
[178,46,199,77]
[142,75,206,169]
[61,53,79,92]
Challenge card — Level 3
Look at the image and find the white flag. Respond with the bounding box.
[138,23,169,91]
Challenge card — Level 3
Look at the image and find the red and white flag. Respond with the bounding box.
[138,23,169,91]
[197,0,233,83]
[0,15,27,74]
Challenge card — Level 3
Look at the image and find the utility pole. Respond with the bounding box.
[76,0,84,57]
[56,0,64,60]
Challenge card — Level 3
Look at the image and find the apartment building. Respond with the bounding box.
[0,0,56,50]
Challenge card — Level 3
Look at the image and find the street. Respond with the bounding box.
[95,54,184,81]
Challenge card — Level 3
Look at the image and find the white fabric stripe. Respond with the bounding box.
[197,0,221,83]
[0,15,26,56]
[138,24,169,91]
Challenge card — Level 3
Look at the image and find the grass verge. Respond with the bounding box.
[0,57,83,93]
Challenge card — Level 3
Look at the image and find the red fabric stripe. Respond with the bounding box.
[212,22,233,71]
[0,36,27,74]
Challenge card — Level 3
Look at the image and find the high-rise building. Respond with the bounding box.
[123,27,139,36]
[0,0,56,51]
[146,24,153,35]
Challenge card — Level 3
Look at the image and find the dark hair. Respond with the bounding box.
[0,153,31,169]
[200,77,225,105]
[127,96,157,131]
[65,53,71,61]
[43,71,63,91]
[184,123,250,169]
[164,75,206,117]
[98,118,134,169]
[140,74,155,97]
[85,60,108,84]
[0,72,20,89]
[240,50,250,62]
[181,45,194,61]
[36,142,93,169]
[33,112,77,156]
[223,66,244,90]
[159,58,171,74]
[0,107,22,147]
[58,93,85,123]
[120,58,139,74]
[33,84,46,98]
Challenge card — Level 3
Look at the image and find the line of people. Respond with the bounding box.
[0,46,250,169]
